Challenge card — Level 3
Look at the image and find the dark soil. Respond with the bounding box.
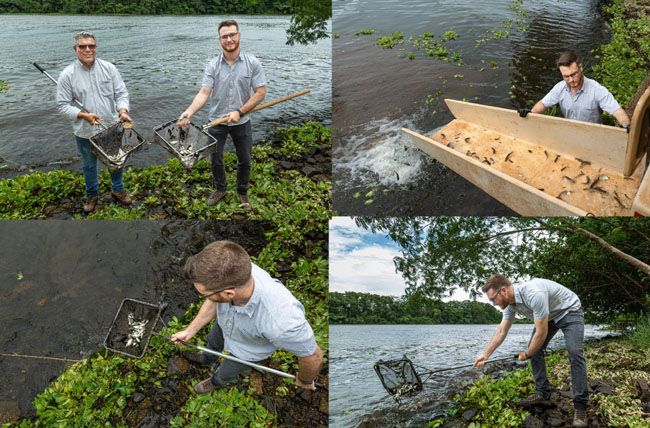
[0,220,271,420]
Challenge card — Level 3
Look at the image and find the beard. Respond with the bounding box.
[221,39,240,53]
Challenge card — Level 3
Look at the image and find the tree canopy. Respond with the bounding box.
[355,217,650,321]
[329,291,504,325]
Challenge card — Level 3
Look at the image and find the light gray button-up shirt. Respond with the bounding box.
[216,263,317,361]
[201,51,266,126]
[540,76,620,124]
[56,58,129,138]
[502,278,582,323]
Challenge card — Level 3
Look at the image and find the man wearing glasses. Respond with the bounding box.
[474,274,588,428]
[170,240,323,394]
[178,19,267,210]
[519,50,630,130]
[57,31,133,213]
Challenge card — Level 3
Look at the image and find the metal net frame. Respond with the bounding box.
[374,355,424,402]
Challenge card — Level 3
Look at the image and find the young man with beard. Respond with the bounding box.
[170,240,322,393]
[57,31,133,213]
[178,20,267,210]
[520,50,630,129]
[474,274,589,428]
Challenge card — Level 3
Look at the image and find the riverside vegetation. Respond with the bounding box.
[0,122,331,221]
[1,148,330,426]
[329,292,503,325]
[433,323,650,427]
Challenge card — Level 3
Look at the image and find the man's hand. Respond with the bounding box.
[80,112,102,125]
[295,374,317,391]
[170,329,195,344]
[473,355,488,367]
[177,110,192,126]
[226,110,241,123]
[518,108,531,118]
[518,351,529,361]
[118,111,132,123]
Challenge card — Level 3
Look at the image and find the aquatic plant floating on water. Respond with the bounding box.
[126,313,149,347]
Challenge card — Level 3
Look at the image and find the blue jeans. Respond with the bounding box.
[75,136,124,198]
[528,309,588,410]
[207,121,253,195]
[204,322,253,387]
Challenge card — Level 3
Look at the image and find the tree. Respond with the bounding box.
[284,0,331,45]
[356,217,650,319]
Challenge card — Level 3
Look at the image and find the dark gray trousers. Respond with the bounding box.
[204,322,253,387]
[207,121,253,195]
[528,309,588,410]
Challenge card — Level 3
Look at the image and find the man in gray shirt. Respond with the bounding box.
[57,31,133,213]
[474,275,588,428]
[520,50,630,129]
[170,240,323,394]
[178,19,267,210]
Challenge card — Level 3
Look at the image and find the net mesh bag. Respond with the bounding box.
[374,355,423,400]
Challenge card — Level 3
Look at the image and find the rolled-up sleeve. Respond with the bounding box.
[594,83,621,115]
[267,303,317,358]
[529,290,549,321]
[111,66,129,112]
[201,59,216,88]
[540,82,562,108]
[56,70,81,120]
[250,57,266,89]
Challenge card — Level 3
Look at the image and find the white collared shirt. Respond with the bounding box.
[56,58,129,138]
[216,263,317,361]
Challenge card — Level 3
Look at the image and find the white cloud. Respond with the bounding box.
[330,239,407,296]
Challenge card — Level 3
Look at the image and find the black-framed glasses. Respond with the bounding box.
[198,288,222,299]
[488,287,505,303]
[76,44,96,50]
[220,32,239,41]
[561,69,581,81]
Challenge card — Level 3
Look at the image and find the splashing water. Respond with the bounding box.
[334,117,435,188]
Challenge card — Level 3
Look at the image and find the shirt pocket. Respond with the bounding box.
[99,79,113,98]
[241,73,252,88]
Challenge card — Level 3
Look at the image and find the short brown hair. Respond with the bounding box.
[482,274,511,293]
[218,19,239,33]
[557,50,580,68]
[183,240,251,292]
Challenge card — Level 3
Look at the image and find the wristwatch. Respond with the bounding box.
[299,377,315,385]
[236,108,244,117]
[524,351,530,359]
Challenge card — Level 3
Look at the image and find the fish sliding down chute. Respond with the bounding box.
[402,93,650,216]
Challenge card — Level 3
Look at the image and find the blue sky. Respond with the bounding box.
[329,217,489,303]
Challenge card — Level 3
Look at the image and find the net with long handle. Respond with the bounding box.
[374,355,423,401]
[374,354,518,403]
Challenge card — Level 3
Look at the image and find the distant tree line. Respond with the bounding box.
[0,0,293,14]
[330,291,507,325]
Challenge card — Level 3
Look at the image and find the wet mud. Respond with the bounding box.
[0,220,272,419]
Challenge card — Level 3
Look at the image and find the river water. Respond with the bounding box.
[0,220,271,418]
[329,323,613,427]
[332,0,609,215]
[0,15,330,171]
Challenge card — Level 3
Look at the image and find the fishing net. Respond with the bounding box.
[153,120,217,169]
[374,355,423,401]
[89,122,146,171]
